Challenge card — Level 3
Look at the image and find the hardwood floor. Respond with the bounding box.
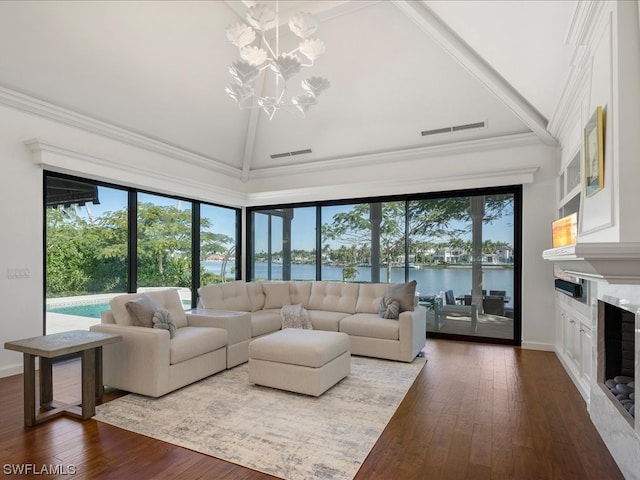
[0,339,623,479]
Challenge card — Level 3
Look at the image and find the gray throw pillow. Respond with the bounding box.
[152,308,177,338]
[125,293,158,328]
[378,295,400,319]
[386,280,417,312]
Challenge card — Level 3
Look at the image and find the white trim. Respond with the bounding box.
[246,166,539,206]
[24,138,249,207]
[0,363,24,379]
[248,132,542,180]
[0,86,241,179]
[392,0,557,147]
[521,341,556,352]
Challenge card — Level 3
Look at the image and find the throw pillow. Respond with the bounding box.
[378,295,400,319]
[281,304,313,330]
[152,308,177,338]
[125,294,158,328]
[386,280,417,312]
[262,282,292,309]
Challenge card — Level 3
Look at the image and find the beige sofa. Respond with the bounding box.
[197,280,427,364]
[90,289,234,397]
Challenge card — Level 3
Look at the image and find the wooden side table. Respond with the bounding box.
[4,330,122,426]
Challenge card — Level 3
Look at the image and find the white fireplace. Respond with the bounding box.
[544,243,640,479]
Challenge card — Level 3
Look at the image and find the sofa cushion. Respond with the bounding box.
[308,281,359,314]
[145,289,189,328]
[169,326,227,365]
[262,282,292,309]
[246,282,265,311]
[289,281,312,308]
[251,310,283,337]
[355,283,388,314]
[308,310,350,331]
[125,293,158,328]
[198,281,252,312]
[340,313,400,340]
[110,289,187,328]
[387,280,417,312]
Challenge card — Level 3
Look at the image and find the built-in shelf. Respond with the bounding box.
[558,151,582,218]
[543,243,640,283]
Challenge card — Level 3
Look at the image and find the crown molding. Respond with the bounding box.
[248,132,542,180]
[392,0,557,147]
[246,165,539,207]
[24,138,248,207]
[547,0,610,137]
[0,86,241,179]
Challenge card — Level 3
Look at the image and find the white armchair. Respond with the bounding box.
[90,289,228,397]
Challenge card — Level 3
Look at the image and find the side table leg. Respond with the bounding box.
[40,357,53,406]
[23,353,36,427]
[95,346,104,401]
[80,349,96,420]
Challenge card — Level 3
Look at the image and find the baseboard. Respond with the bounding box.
[0,363,23,379]
[520,341,555,351]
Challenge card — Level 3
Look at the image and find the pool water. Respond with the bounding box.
[46,300,193,319]
[46,303,109,319]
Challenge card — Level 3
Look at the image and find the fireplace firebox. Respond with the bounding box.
[599,300,636,421]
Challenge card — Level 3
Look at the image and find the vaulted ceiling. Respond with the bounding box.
[0,1,576,182]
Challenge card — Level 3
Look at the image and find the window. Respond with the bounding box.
[44,172,241,334]
[247,187,521,345]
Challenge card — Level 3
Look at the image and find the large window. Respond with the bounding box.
[44,172,240,334]
[247,187,520,345]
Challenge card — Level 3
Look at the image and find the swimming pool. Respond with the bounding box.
[46,299,192,319]
[46,302,109,319]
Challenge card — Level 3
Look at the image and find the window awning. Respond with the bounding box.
[46,177,100,208]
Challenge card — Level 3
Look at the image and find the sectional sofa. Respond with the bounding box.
[197,280,427,364]
[90,281,427,397]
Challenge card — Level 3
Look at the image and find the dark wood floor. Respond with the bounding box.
[0,339,624,479]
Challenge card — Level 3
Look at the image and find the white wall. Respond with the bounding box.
[0,99,560,377]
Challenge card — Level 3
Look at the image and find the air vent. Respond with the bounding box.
[421,121,486,137]
[270,148,312,159]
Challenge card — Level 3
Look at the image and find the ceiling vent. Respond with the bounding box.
[270,148,312,159]
[421,121,486,137]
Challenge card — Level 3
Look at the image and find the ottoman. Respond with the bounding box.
[248,328,351,396]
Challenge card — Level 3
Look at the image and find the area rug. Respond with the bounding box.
[94,355,427,480]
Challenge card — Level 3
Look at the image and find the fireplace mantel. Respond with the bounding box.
[543,242,640,284]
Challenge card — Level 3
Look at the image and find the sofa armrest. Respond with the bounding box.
[89,323,171,396]
[186,309,252,346]
[397,306,427,361]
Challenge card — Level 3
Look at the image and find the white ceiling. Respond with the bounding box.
[0,0,576,180]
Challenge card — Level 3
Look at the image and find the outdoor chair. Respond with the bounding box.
[483,295,506,316]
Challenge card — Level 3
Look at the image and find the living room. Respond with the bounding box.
[0,1,639,479]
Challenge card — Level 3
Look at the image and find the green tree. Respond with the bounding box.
[322,196,513,282]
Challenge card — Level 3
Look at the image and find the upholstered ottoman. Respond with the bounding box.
[248,329,351,396]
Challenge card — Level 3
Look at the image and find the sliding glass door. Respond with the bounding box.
[247,187,521,345]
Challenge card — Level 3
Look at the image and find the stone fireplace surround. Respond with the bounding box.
[591,282,639,479]
[543,243,640,479]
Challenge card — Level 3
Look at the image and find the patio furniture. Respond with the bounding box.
[483,295,506,316]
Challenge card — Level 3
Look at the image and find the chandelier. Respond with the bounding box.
[225,1,330,120]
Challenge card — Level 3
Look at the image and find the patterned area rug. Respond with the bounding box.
[95,355,427,480]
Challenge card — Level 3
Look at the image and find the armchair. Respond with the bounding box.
[90,289,229,397]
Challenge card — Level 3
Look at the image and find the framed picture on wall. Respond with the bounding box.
[584,105,604,197]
